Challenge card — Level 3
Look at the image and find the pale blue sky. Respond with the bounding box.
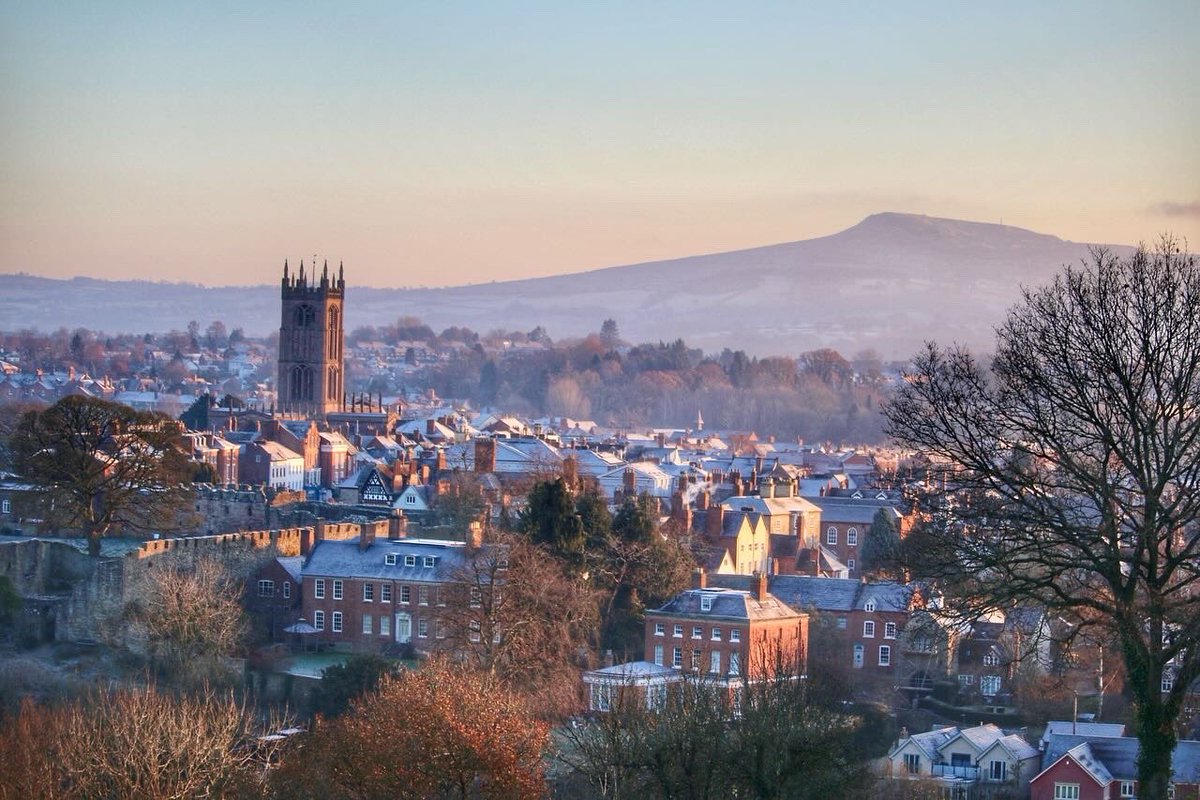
[2,2,1197,286]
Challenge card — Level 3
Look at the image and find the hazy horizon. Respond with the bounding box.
[3,3,1197,288]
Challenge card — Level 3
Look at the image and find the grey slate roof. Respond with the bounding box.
[709,574,913,613]
[651,588,803,622]
[278,556,302,582]
[807,495,904,524]
[303,537,472,582]
[1041,734,1200,784]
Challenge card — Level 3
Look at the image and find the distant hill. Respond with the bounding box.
[0,213,1132,357]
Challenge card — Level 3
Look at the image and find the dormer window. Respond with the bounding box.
[700,595,713,612]
[385,554,397,566]
[864,599,877,613]
[404,555,416,567]
[424,556,437,568]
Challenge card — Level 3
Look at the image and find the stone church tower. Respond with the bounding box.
[277,259,345,416]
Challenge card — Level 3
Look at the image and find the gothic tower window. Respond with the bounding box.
[327,366,339,401]
[294,304,315,328]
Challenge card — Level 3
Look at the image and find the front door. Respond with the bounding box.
[395,612,412,644]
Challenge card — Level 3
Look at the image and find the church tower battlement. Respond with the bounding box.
[277,259,345,417]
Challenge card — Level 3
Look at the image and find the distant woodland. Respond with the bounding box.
[0,318,900,444]
[352,318,899,444]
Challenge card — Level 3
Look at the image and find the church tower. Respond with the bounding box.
[277,259,345,417]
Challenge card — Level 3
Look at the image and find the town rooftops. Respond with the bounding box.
[650,587,803,622]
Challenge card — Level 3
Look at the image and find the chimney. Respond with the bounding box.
[656,432,666,448]
[623,468,636,496]
[705,504,725,539]
[300,527,314,557]
[562,455,578,487]
[359,521,376,552]
[388,509,407,541]
[435,449,447,472]
[696,490,710,511]
[754,455,764,474]
[753,571,768,602]
[466,520,484,549]
[426,419,437,435]
[693,567,708,590]
[474,437,497,474]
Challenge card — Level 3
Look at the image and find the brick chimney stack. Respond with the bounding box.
[388,509,407,541]
[474,437,497,474]
[753,571,768,601]
[693,567,708,589]
[359,522,376,552]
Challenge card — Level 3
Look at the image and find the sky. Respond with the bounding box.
[1,1,1197,288]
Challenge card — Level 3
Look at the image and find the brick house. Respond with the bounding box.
[807,495,905,578]
[583,571,809,713]
[1033,734,1200,800]
[299,532,477,653]
[708,573,915,685]
[246,555,302,641]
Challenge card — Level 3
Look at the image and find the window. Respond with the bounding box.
[385,554,397,565]
[590,683,612,712]
[1163,674,1175,692]
[654,644,664,666]
[380,615,391,637]
[1053,784,1080,800]
[903,753,920,775]
[418,619,428,638]
[672,647,683,668]
[848,558,856,572]
[981,675,1001,696]
[863,621,876,638]
[646,683,665,711]
[673,624,683,638]
[400,585,411,604]
[853,644,864,668]
[314,610,325,631]
[314,579,325,599]
[959,674,975,685]
[404,555,416,567]
[419,585,429,606]
[879,645,891,666]
[692,626,703,639]
[363,583,374,602]
[730,628,741,642]
[700,595,713,611]
[884,622,897,639]
[729,651,740,676]
[1,499,10,514]
[989,760,1007,781]
[837,617,847,629]
[826,526,838,545]
[438,621,448,640]
[381,584,392,603]
[1119,781,1135,798]
[469,587,482,608]
[424,556,436,568]
[864,599,877,612]
[1168,785,1176,799]
[691,649,701,670]
[332,580,343,600]
[332,611,343,632]
[362,614,372,635]
[847,527,858,545]
[282,581,291,599]
[655,622,665,636]
[257,580,274,598]
[710,650,721,673]
[711,627,722,641]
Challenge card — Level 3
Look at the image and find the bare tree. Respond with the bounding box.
[883,239,1200,799]
[128,557,247,687]
[0,687,283,800]
[435,534,599,717]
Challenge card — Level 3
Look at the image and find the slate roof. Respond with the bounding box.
[1039,722,1126,749]
[277,556,302,582]
[710,574,912,614]
[807,495,904,524]
[651,588,802,622]
[303,538,471,581]
[1041,734,1200,784]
